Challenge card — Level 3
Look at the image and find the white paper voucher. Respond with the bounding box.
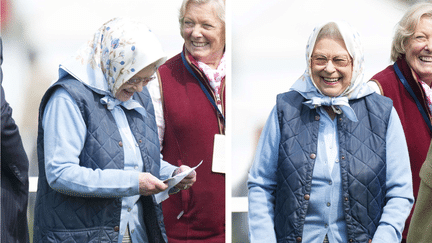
[155,160,203,204]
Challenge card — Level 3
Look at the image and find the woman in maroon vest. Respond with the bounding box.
[147,0,226,242]
[369,3,432,242]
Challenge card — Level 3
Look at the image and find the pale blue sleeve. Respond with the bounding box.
[43,88,140,197]
[372,107,414,242]
[247,106,280,242]
[159,154,178,181]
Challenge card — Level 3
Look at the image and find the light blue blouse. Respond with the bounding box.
[42,88,177,243]
[248,105,414,243]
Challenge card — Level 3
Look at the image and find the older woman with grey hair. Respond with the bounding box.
[369,3,432,242]
[147,0,226,242]
[33,18,196,243]
[248,21,413,243]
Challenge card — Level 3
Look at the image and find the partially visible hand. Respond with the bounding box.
[174,165,197,190]
[139,172,168,196]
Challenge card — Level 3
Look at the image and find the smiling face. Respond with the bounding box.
[405,16,432,84]
[115,64,156,102]
[181,2,225,69]
[310,38,353,97]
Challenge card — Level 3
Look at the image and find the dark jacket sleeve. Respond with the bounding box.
[1,85,30,184]
[1,38,30,243]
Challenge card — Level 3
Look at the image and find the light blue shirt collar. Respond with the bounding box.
[100,96,147,117]
[289,73,375,123]
[303,96,357,122]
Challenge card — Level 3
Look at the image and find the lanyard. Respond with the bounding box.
[181,52,225,121]
[394,62,432,132]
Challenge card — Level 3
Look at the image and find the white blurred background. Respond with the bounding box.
[0,0,423,242]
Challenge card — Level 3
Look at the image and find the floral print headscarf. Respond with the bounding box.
[290,21,374,122]
[59,17,166,97]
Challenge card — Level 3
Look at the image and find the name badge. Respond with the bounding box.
[212,134,225,174]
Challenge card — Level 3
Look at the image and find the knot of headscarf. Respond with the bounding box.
[303,96,358,122]
[100,96,147,118]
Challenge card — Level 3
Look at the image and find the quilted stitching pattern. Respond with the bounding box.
[275,92,319,242]
[34,79,165,242]
[341,97,389,241]
[41,227,117,242]
[274,91,392,242]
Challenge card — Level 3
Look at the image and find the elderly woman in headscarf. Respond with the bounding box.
[33,18,196,243]
[247,21,414,243]
[147,0,226,242]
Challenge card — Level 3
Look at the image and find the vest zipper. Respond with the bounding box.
[216,92,222,113]
[187,55,225,134]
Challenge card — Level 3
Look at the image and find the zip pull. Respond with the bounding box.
[216,92,223,113]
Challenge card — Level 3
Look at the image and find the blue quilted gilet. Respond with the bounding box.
[274,91,392,243]
[34,75,166,243]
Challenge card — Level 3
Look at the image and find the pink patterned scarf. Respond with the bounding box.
[420,80,432,114]
[188,53,226,95]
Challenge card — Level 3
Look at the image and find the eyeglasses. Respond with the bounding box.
[311,55,351,68]
[126,75,156,85]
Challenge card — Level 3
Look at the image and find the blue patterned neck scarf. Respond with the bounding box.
[58,17,166,99]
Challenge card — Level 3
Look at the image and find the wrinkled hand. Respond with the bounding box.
[174,165,197,190]
[139,172,168,196]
